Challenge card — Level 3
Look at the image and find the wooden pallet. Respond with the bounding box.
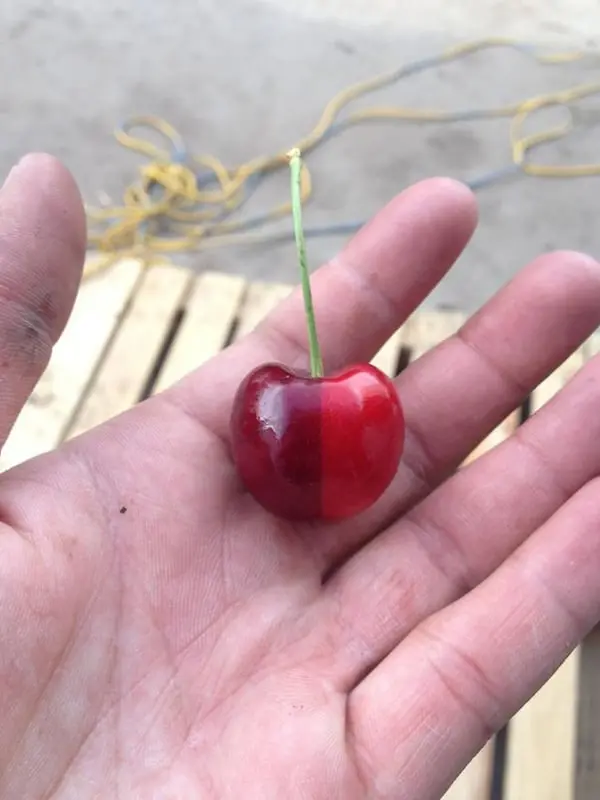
[3,257,600,799]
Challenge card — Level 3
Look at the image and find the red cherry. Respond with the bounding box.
[230,148,404,521]
[230,362,405,521]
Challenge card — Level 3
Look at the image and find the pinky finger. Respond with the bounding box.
[349,479,600,799]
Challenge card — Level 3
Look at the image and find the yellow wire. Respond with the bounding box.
[84,38,600,280]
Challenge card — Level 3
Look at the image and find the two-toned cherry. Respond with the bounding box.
[230,149,405,522]
[230,362,404,521]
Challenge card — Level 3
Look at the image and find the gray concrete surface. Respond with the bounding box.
[3,0,600,310]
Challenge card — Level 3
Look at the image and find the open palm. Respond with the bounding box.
[1,155,600,800]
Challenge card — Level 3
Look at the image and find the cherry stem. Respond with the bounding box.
[287,148,324,379]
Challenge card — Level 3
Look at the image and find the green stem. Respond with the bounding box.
[287,148,324,378]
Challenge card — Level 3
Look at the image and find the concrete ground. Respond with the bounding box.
[3,0,600,310]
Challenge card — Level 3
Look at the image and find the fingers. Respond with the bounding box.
[347,478,600,800]
[0,154,86,449]
[171,178,477,439]
[313,250,600,567]
[313,321,600,692]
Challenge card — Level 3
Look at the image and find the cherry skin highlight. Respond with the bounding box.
[230,363,405,521]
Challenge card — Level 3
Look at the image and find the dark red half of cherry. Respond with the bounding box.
[230,363,405,521]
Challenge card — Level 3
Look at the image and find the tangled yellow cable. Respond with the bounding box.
[84,37,600,281]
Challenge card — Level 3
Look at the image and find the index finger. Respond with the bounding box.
[169,177,477,440]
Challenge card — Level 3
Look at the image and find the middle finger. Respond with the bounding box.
[311,250,600,570]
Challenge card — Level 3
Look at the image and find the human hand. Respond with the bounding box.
[1,154,600,800]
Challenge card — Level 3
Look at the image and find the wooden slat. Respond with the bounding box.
[583,332,600,360]
[153,271,246,394]
[232,281,293,341]
[404,309,465,360]
[67,264,192,437]
[503,349,586,800]
[1,258,142,469]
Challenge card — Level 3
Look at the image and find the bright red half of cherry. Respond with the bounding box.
[230,363,405,521]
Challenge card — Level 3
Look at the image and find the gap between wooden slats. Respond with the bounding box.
[503,349,586,800]
[575,332,600,800]
[371,328,405,376]
[0,258,143,469]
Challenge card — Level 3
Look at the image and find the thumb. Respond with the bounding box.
[0,154,86,452]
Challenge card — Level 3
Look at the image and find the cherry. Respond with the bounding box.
[230,362,405,520]
[229,148,405,522]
